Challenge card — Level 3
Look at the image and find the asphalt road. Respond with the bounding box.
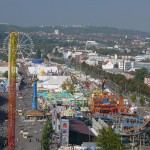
[0,63,44,150]
[14,86,44,150]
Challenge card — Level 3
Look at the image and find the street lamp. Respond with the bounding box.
[89,127,90,142]
[138,86,139,97]
[88,126,91,149]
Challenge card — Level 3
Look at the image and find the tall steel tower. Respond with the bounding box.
[32,74,38,109]
[8,32,18,150]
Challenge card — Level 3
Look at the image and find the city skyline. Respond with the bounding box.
[0,0,150,32]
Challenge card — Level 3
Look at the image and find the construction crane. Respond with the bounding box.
[8,32,18,150]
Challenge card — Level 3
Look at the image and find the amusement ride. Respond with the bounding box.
[3,32,34,61]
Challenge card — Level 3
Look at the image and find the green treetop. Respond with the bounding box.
[94,127,125,150]
[130,92,137,102]
[41,120,54,150]
[139,96,145,106]
[135,67,148,81]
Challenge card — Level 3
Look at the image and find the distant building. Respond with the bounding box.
[114,45,119,49]
[86,41,98,47]
[28,66,59,75]
[102,61,114,70]
[85,58,99,66]
[62,49,72,59]
[124,60,134,71]
[118,60,134,72]
[135,55,143,61]
[54,30,59,35]
[79,55,88,63]
[71,51,82,59]
[87,52,98,57]
[134,62,150,72]
[144,76,150,87]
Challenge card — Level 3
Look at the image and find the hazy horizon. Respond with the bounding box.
[1,0,150,32]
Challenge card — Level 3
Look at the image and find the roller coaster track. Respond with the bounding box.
[126,118,150,134]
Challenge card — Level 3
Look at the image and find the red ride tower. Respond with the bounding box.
[8,32,18,150]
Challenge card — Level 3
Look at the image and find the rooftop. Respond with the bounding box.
[38,76,71,85]
[0,61,8,67]
[145,75,150,78]
[69,119,95,136]
[26,110,45,117]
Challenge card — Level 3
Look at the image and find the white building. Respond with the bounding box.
[37,76,71,91]
[85,58,99,66]
[71,51,82,58]
[54,29,59,35]
[86,41,98,47]
[87,52,98,57]
[135,55,144,62]
[62,50,72,59]
[102,61,114,70]
[28,66,59,75]
[118,60,134,72]
[114,45,119,49]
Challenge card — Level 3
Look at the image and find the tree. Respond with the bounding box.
[141,58,150,63]
[41,120,54,150]
[130,92,136,102]
[53,48,63,58]
[42,54,48,60]
[61,82,67,91]
[114,63,118,68]
[68,55,72,59]
[94,127,125,150]
[148,102,150,107]
[2,71,8,78]
[36,49,41,58]
[0,53,8,62]
[61,79,75,94]
[50,58,65,64]
[68,83,75,94]
[139,96,145,106]
[135,68,148,81]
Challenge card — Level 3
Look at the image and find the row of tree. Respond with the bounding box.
[70,59,150,96]
[130,92,150,106]
[41,119,54,150]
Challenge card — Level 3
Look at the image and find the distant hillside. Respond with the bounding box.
[0,24,150,37]
[0,24,22,32]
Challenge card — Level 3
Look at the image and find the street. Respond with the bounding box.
[0,63,45,150]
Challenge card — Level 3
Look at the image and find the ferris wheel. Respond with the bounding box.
[3,32,34,60]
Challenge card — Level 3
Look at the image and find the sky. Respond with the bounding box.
[0,0,150,32]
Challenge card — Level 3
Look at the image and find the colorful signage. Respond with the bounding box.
[61,119,69,146]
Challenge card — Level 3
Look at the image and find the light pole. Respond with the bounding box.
[138,86,139,97]
[88,126,91,149]
[137,86,140,105]
[89,127,90,142]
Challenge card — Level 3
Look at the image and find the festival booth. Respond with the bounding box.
[63,107,75,117]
